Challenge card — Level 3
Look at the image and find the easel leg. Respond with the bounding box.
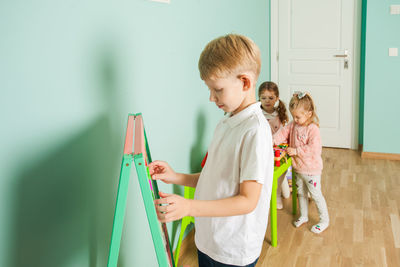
[107,155,133,267]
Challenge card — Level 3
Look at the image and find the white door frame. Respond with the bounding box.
[270,0,362,150]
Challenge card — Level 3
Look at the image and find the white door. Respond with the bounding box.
[271,0,359,148]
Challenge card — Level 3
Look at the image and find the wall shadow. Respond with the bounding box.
[9,41,123,267]
[171,111,207,247]
[10,116,118,267]
[189,111,207,174]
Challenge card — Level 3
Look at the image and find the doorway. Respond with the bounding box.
[271,0,361,149]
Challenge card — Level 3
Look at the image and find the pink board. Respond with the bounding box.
[134,115,147,162]
[123,116,135,155]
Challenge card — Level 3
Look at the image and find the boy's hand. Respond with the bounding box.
[148,160,178,184]
[154,191,191,223]
[286,147,297,156]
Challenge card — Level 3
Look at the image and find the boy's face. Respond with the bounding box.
[204,74,248,115]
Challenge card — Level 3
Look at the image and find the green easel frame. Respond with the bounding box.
[107,113,175,267]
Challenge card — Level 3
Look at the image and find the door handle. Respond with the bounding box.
[334,49,349,69]
[334,49,348,58]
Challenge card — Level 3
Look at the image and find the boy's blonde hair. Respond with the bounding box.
[289,92,320,127]
[198,34,261,80]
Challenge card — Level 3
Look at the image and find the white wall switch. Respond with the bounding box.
[390,5,400,14]
[389,48,398,57]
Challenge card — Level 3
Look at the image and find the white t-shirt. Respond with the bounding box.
[194,102,274,266]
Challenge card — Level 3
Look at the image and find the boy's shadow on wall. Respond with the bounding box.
[10,45,124,267]
[171,111,207,246]
[189,112,207,174]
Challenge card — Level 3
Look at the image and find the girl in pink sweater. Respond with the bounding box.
[273,92,329,234]
[259,81,289,209]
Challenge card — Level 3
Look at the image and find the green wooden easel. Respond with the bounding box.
[107,113,175,267]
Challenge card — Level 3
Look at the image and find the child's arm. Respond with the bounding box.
[273,123,291,145]
[154,180,262,223]
[293,125,321,157]
[148,160,199,188]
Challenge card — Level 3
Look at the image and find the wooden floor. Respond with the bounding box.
[177,148,400,267]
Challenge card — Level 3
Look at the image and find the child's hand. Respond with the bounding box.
[154,191,191,223]
[148,160,178,184]
[286,147,297,156]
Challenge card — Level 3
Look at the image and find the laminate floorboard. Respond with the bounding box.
[177,148,400,267]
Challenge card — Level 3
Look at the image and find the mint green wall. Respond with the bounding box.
[361,0,400,154]
[0,1,270,266]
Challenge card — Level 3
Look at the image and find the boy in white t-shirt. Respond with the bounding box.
[149,34,273,267]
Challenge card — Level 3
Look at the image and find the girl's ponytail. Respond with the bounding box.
[276,100,289,125]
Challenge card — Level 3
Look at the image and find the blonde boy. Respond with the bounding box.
[149,34,273,267]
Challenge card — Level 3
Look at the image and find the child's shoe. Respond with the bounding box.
[276,196,283,210]
[311,222,329,234]
[293,217,308,228]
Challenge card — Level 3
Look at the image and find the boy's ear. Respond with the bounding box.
[238,74,252,91]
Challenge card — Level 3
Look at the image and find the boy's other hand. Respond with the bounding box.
[148,160,178,184]
[154,191,191,223]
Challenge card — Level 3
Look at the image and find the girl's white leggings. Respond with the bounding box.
[295,172,329,224]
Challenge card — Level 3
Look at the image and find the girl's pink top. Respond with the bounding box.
[273,122,323,175]
[261,109,282,134]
